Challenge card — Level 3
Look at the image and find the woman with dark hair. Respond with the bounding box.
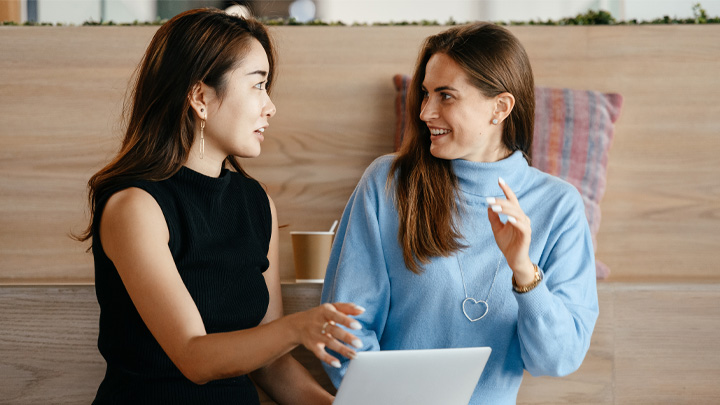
[77,8,362,404]
[321,22,599,403]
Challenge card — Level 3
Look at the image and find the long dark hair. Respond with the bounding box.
[76,8,276,242]
[390,22,535,273]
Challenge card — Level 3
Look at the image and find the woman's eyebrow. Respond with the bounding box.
[433,85,458,92]
[421,84,459,92]
[245,70,268,77]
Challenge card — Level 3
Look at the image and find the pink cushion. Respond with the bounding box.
[393,74,623,279]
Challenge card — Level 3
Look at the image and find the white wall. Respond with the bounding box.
[623,0,720,21]
[480,0,600,22]
[38,0,99,24]
[36,0,155,25]
[26,0,720,24]
[316,0,485,24]
[315,0,720,24]
[105,0,156,23]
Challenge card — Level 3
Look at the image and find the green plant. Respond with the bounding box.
[2,3,718,27]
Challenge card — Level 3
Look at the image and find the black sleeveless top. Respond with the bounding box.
[92,166,271,404]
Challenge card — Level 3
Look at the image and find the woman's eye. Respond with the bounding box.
[441,93,452,100]
[421,89,428,98]
[255,82,266,90]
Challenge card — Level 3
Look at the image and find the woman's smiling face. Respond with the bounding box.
[419,52,507,163]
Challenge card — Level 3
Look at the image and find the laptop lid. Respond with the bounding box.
[333,347,491,405]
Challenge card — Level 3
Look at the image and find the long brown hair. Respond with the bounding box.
[76,8,276,242]
[390,22,535,273]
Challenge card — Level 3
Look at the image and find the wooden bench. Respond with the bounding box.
[2,283,719,403]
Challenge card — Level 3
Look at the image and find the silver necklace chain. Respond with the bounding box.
[457,256,502,322]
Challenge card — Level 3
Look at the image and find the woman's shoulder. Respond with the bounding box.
[337,154,396,204]
[526,167,585,209]
[366,153,396,173]
[99,186,167,241]
[95,179,156,215]
[102,186,162,218]
[350,154,396,196]
[228,172,271,216]
[361,154,396,183]
[229,170,265,193]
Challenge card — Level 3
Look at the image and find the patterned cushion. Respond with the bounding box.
[393,74,623,278]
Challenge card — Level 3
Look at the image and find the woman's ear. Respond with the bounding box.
[493,92,516,124]
[188,82,209,119]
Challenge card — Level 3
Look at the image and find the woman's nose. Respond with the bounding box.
[264,97,276,118]
[419,98,438,122]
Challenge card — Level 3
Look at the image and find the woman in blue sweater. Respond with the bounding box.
[321,23,599,403]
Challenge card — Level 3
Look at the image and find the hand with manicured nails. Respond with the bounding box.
[486,177,536,286]
[289,303,365,368]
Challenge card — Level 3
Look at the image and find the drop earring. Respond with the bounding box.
[200,108,205,159]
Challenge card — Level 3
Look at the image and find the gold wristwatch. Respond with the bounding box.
[512,263,542,293]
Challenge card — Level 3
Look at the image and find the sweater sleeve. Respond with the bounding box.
[515,189,599,377]
[320,162,391,388]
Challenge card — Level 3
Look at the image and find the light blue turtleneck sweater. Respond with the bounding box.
[321,151,599,404]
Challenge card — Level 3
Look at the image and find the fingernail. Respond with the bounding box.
[347,352,357,360]
[491,204,502,213]
[331,360,341,368]
[350,321,362,330]
[499,177,506,186]
[352,339,363,348]
[354,305,366,312]
[486,197,496,204]
[507,216,517,224]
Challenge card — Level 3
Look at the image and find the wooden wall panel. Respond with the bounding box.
[510,26,720,282]
[0,27,157,283]
[1,25,719,283]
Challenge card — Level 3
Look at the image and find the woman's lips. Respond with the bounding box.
[255,127,265,142]
[429,127,451,141]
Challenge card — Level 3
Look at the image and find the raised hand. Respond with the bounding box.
[486,177,536,285]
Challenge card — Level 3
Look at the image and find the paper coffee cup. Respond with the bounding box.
[291,231,334,283]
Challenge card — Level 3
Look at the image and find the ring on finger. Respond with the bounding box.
[321,320,335,335]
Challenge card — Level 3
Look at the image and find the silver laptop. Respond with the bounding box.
[333,347,491,405]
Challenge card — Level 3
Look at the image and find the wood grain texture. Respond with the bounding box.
[1,26,719,283]
[0,26,157,284]
[612,284,720,404]
[2,283,719,404]
[0,283,329,404]
[0,286,105,404]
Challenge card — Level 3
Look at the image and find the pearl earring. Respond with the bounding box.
[492,118,498,125]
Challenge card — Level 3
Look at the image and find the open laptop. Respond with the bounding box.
[333,347,491,405]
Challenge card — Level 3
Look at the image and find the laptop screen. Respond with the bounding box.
[333,347,491,405]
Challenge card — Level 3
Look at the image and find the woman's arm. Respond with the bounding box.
[513,198,598,377]
[100,188,362,386]
[487,179,598,376]
[321,160,393,387]
[250,196,338,404]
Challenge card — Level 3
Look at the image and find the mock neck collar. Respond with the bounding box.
[450,150,529,200]
[175,165,232,191]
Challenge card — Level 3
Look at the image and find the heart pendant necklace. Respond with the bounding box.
[457,256,502,322]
